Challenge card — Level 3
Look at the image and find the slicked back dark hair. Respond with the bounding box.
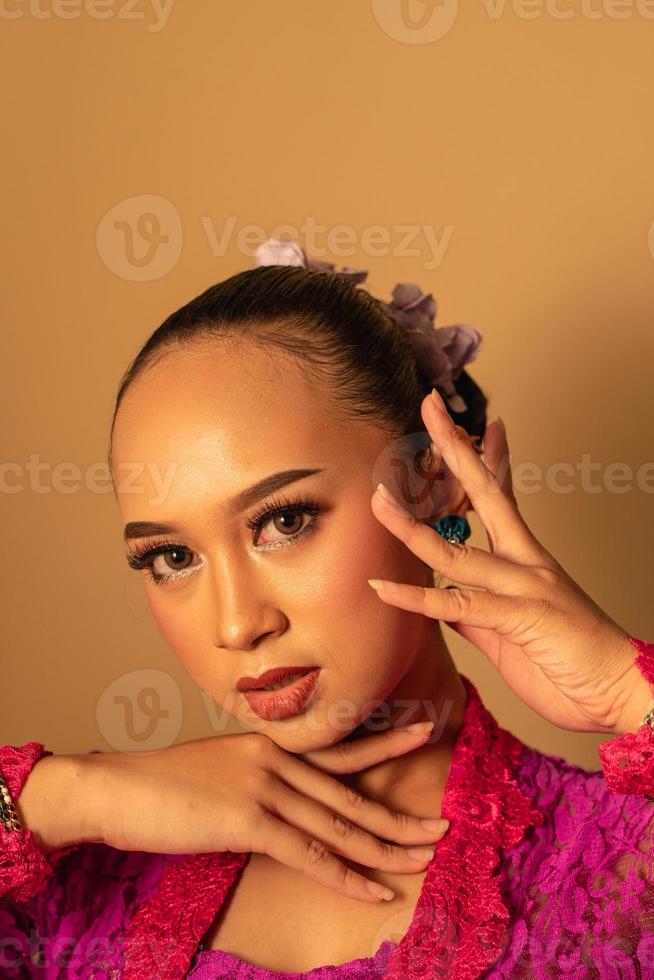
[107,265,487,472]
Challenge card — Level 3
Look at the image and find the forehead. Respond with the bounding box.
[110,339,359,520]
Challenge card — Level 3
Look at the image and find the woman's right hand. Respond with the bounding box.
[25,724,449,904]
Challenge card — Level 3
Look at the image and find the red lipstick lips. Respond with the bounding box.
[236,665,319,692]
[236,666,321,722]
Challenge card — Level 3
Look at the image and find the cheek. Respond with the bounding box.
[305,506,423,644]
[319,503,421,597]
[144,591,220,690]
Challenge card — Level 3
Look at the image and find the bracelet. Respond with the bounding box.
[642,703,654,731]
[0,772,22,831]
[633,636,654,736]
[641,701,654,803]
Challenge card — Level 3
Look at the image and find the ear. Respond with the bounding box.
[420,432,475,520]
[432,480,472,521]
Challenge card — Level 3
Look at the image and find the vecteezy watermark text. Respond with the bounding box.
[201,216,453,271]
[3,452,654,500]
[0,454,177,505]
[0,0,175,31]
[95,665,459,750]
[96,196,455,280]
[371,0,654,46]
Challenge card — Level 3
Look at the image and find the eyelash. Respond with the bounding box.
[125,492,322,587]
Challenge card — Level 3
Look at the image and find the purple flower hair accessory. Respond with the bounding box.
[254,237,483,412]
[254,238,368,284]
[379,283,483,413]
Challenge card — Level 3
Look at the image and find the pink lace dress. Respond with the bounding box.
[1,638,654,979]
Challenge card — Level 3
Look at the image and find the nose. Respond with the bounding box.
[208,553,286,652]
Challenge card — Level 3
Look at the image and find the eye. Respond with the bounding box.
[125,492,323,586]
[151,547,198,577]
[245,493,322,551]
[125,540,203,587]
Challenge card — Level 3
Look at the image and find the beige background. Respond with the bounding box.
[2,1,653,771]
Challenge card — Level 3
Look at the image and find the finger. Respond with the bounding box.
[368,577,542,637]
[481,419,517,507]
[274,741,449,845]
[422,391,545,564]
[300,721,436,775]
[267,780,446,876]
[371,486,537,594]
[476,419,506,553]
[300,721,434,773]
[254,810,398,903]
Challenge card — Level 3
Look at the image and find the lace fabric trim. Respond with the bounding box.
[598,637,654,796]
[381,676,545,980]
[189,938,397,979]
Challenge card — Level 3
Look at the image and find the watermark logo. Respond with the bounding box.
[201,216,454,272]
[0,454,178,505]
[370,435,654,504]
[96,193,183,281]
[371,430,462,521]
[370,904,417,953]
[482,0,654,21]
[371,0,460,43]
[3,448,654,502]
[96,668,183,750]
[3,449,654,500]
[97,208,455,279]
[371,0,654,43]
[0,0,176,31]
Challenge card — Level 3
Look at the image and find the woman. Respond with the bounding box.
[1,242,653,979]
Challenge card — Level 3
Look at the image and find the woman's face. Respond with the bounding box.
[111,338,448,752]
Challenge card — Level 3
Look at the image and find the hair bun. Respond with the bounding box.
[254,237,483,414]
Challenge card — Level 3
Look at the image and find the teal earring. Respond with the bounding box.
[432,514,471,545]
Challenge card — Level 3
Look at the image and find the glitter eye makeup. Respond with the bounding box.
[125,538,201,587]
[125,490,323,586]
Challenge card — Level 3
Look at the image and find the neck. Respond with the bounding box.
[339,623,467,818]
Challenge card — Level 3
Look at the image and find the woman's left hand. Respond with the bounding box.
[368,388,650,736]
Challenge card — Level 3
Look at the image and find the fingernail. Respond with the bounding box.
[375,483,407,515]
[368,578,402,596]
[430,388,446,412]
[366,880,395,901]
[419,818,450,833]
[395,722,434,733]
[496,417,506,434]
[407,846,436,862]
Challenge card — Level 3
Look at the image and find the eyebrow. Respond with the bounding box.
[123,468,325,541]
